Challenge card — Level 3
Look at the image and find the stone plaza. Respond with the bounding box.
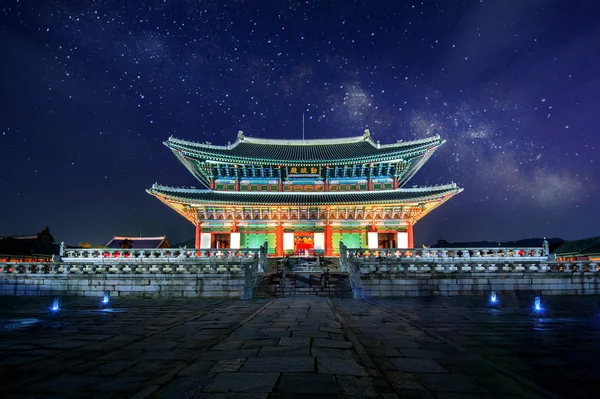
[1,294,599,398]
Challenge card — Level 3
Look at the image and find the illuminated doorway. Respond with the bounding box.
[294,232,314,256]
[212,233,231,249]
[378,233,396,248]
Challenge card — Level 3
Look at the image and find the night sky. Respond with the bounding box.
[1,0,598,247]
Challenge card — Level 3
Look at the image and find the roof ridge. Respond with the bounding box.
[242,135,368,146]
[112,236,167,240]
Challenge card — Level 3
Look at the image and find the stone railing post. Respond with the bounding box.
[339,242,349,272]
[241,254,259,300]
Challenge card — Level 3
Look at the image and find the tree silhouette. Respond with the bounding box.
[36,226,55,244]
[435,238,450,248]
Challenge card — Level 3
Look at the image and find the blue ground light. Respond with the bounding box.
[101,290,111,306]
[489,291,498,305]
[534,296,543,312]
[50,296,60,313]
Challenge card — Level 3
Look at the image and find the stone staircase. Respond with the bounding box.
[253,257,351,298]
[254,271,352,298]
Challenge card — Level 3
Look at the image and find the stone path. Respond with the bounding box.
[1,295,598,398]
[370,295,600,399]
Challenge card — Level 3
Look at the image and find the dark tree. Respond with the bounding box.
[36,226,55,244]
[119,239,133,249]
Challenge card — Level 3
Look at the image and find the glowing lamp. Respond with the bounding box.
[50,296,61,312]
[490,292,497,304]
[101,290,111,306]
[534,296,542,312]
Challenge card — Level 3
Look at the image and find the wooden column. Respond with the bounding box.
[325,221,333,256]
[209,178,215,190]
[278,166,283,191]
[195,223,201,249]
[407,223,414,248]
[275,221,283,256]
[235,165,240,191]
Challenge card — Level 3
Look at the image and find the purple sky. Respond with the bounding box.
[1,0,598,246]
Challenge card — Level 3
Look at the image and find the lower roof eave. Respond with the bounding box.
[146,184,463,207]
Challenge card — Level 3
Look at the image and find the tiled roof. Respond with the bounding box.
[165,132,443,164]
[0,237,59,256]
[105,236,169,249]
[147,183,462,206]
[553,236,600,256]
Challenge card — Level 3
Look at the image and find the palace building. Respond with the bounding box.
[147,130,462,256]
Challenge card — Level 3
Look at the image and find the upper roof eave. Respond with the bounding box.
[164,133,443,165]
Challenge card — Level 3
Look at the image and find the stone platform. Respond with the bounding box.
[1,295,599,398]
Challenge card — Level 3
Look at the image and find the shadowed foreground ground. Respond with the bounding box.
[1,295,599,398]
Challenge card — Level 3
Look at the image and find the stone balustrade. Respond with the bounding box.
[339,244,599,274]
[0,244,269,298]
[61,247,260,263]
[346,247,548,260]
[0,261,250,275]
[351,260,599,274]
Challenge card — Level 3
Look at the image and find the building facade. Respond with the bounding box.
[147,130,462,256]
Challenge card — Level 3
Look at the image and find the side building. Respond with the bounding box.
[147,130,462,256]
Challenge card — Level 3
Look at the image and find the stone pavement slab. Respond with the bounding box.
[1,295,599,398]
[278,373,340,394]
[241,356,314,372]
[204,372,279,392]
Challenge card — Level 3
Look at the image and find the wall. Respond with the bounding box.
[0,274,245,298]
[359,273,600,297]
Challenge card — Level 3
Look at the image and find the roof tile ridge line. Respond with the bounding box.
[377,134,442,148]
[150,183,212,193]
[242,135,366,145]
[399,182,459,192]
[112,236,166,240]
[166,136,241,150]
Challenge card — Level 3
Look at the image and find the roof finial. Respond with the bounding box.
[302,113,305,141]
[363,129,370,139]
[237,131,244,140]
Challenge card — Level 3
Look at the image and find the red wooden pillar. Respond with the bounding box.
[275,221,283,256]
[392,177,398,189]
[407,223,414,248]
[209,178,215,190]
[195,223,201,249]
[368,178,373,191]
[325,221,333,256]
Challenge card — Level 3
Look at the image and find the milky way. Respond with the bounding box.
[1,0,598,245]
